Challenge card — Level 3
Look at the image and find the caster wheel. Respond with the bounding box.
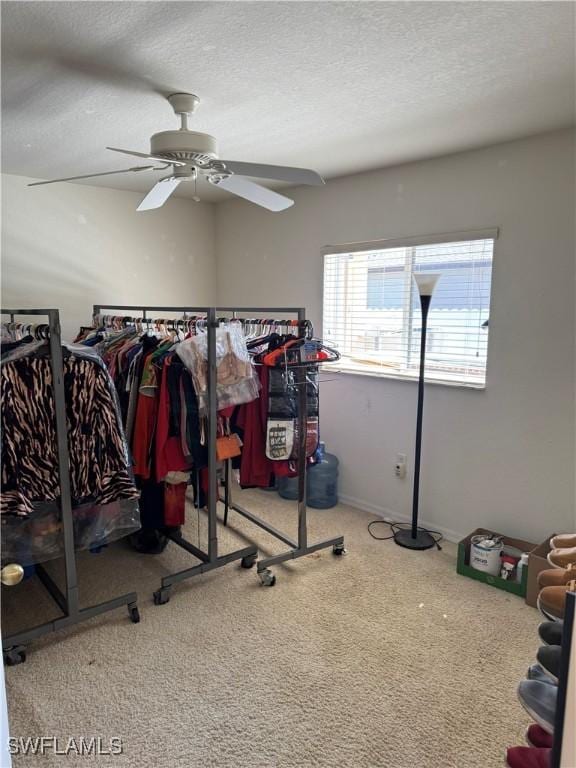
[4,648,26,666]
[241,555,257,569]
[259,570,276,587]
[129,605,140,623]
[153,590,170,606]
[333,544,347,556]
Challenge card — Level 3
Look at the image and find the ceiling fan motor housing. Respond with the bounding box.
[150,130,218,167]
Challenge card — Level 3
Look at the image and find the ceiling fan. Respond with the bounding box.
[28,93,325,212]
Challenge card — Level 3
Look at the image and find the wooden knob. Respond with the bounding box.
[1,563,24,586]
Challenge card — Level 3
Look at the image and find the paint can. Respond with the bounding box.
[470,534,503,576]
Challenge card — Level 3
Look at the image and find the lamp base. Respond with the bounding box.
[393,528,436,551]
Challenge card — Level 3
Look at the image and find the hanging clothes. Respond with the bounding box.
[78,323,217,533]
[1,348,140,517]
[233,365,275,488]
[0,335,141,566]
[156,355,207,481]
[76,316,331,525]
[131,338,162,479]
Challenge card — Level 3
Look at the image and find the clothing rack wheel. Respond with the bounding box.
[240,554,257,569]
[3,647,26,667]
[259,569,276,587]
[153,588,171,606]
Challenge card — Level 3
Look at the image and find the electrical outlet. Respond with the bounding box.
[395,453,407,479]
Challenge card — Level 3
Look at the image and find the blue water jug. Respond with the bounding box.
[277,444,339,507]
[277,474,299,500]
[307,443,339,509]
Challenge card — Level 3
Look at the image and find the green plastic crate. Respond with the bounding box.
[456,528,535,598]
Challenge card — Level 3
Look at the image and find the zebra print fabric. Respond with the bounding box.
[1,352,139,517]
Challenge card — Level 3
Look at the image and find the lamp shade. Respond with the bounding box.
[414,273,441,296]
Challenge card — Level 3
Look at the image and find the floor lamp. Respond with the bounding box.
[394,273,441,551]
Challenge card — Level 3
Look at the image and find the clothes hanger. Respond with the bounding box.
[246,328,282,351]
[261,337,340,367]
[34,323,50,340]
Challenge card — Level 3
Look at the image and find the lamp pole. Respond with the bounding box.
[394,273,441,551]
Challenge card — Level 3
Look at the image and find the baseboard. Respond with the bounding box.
[338,494,463,544]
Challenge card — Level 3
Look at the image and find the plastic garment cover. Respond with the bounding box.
[176,324,260,414]
[1,498,141,566]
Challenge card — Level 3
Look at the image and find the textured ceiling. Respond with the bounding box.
[2,1,575,203]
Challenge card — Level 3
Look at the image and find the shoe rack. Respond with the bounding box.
[554,591,575,768]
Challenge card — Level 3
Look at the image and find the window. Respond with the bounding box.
[366,267,405,309]
[322,231,496,387]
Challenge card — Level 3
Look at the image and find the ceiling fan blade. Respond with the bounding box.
[28,166,157,186]
[137,177,182,211]
[107,146,187,167]
[213,176,294,211]
[217,160,324,186]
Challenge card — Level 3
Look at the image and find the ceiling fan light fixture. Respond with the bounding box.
[28,92,323,212]
[149,130,218,166]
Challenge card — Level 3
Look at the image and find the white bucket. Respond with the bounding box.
[470,535,502,576]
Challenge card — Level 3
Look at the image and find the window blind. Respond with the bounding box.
[322,234,495,387]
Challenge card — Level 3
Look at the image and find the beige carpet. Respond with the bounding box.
[2,489,541,768]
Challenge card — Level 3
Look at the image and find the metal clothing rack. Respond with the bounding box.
[93,304,345,592]
[218,306,346,586]
[1,309,140,666]
[93,304,259,605]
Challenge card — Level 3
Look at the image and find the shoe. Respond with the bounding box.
[538,564,576,588]
[550,533,576,550]
[128,529,169,554]
[536,646,561,683]
[525,724,553,749]
[506,746,551,767]
[517,680,557,734]
[527,664,556,685]
[526,664,558,685]
[547,548,576,569]
[538,581,576,620]
[538,620,564,646]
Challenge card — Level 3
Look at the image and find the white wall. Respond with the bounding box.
[2,132,574,543]
[216,129,576,543]
[1,174,216,339]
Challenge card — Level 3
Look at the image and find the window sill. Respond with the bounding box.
[324,365,486,390]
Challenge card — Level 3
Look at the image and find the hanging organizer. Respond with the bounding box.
[92,304,345,593]
[1,309,140,666]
